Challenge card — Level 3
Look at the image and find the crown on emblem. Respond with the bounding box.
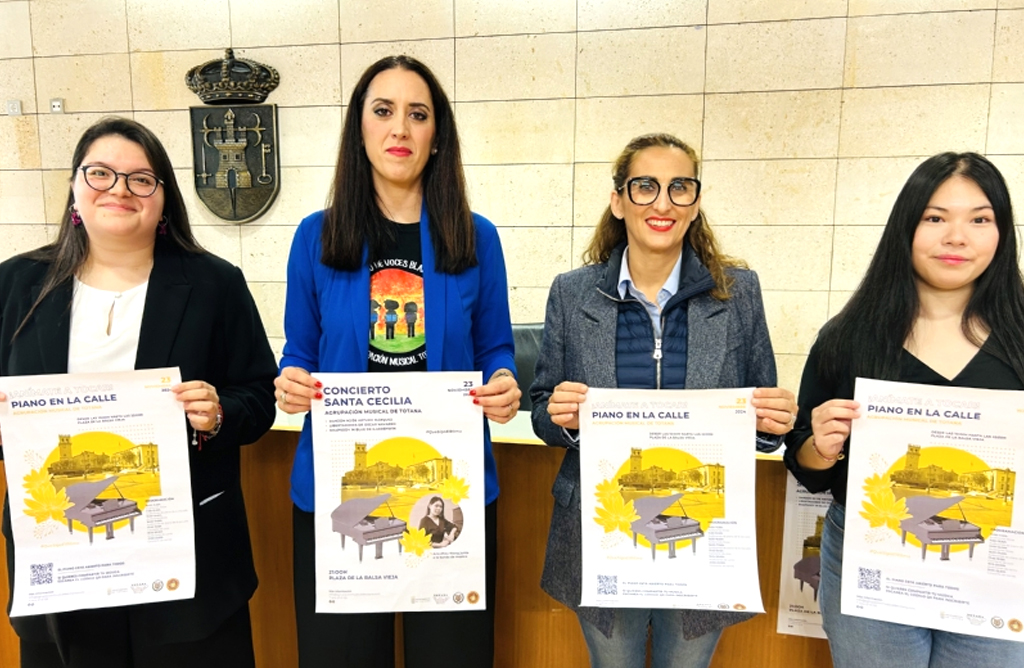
[185,48,280,104]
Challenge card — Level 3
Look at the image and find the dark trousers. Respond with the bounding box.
[19,603,254,668]
[293,500,498,668]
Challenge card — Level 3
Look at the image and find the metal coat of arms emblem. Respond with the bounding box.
[186,49,280,223]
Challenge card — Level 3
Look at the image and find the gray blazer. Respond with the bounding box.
[529,253,776,640]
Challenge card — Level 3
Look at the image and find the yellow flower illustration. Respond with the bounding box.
[400,528,432,557]
[594,494,639,534]
[438,476,470,504]
[862,473,892,497]
[22,468,53,495]
[23,484,73,524]
[595,478,622,506]
[860,490,911,532]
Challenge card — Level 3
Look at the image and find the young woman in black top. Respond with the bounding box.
[785,153,1024,667]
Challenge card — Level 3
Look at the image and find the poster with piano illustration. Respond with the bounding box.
[844,378,1024,641]
[578,387,763,611]
[310,371,485,613]
[776,475,829,638]
[0,368,195,616]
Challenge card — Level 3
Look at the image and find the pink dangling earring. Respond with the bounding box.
[157,215,168,236]
[69,206,83,227]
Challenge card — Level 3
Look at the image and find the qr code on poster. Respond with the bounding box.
[857,567,881,591]
[597,575,617,596]
[30,563,53,586]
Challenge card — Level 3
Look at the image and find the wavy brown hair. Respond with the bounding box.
[583,133,744,300]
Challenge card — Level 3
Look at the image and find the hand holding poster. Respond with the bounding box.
[843,378,1024,640]
[0,368,194,616]
[578,387,763,612]
[311,371,485,613]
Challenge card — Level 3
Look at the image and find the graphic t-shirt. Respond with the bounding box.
[368,221,426,372]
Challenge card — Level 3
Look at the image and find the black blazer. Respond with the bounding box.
[0,240,277,647]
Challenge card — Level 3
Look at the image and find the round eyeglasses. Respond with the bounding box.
[619,176,701,207]
[79,165,164,198]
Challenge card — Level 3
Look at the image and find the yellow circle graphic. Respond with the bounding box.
[881,446,1014,556]
[42,431,160,536]
[598,447,726,552]
[340,437,451,529]
[366,436,442,469]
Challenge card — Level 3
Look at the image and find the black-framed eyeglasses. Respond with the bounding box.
[79,165,164,198]
[618,176,701,207]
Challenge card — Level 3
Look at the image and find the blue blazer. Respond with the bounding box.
[280,205,516,511]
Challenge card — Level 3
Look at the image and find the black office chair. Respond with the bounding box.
[511,323,544,412]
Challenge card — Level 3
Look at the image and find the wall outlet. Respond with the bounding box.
[5,100,21,116]
[50,98,64,114]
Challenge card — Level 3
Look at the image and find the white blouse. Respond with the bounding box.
[68,277,149,374]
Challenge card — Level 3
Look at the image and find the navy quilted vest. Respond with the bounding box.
[608,245,715,390]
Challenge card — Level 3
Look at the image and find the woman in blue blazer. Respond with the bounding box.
[274,56,519,668]
[530,133,796,668]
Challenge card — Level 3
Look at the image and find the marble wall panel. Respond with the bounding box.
[0,170,44,224]
[0,58,37,114]
[578,0,706,31]
[706,19,845,92]
[455,0,576,36]
[464,164,574,228]
[703,90,842,160]
[701,159,837,227]
[844,12,995,88]
[126,0,230,52]
[0,115,42,169]
[577,27,706,98]
[456,33,576,101]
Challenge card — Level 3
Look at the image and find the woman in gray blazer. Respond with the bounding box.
[529,133,796,668]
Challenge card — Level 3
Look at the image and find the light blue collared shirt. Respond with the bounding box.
[616,246,683,338]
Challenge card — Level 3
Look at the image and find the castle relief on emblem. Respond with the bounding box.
[185,49,281,223]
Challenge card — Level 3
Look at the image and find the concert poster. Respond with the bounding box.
[310,372,485,613]
[578,387,763,612]
[0,368,195,616]
[776,475,829,638]
[843,378,1024,641]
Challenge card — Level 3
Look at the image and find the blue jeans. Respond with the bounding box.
[577,609,721,668]
[820,502,1024,668]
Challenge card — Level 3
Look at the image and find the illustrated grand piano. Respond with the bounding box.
[793,555,821,601]
[630,493,704,560]
[331,493,407,562]
[63,476,142,544]
[900,495,984,561]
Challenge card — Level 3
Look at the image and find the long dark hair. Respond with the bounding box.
[817,152,1024,384]
[583,133,745,300]
[16,116,203,339]
[322,55,475,273]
